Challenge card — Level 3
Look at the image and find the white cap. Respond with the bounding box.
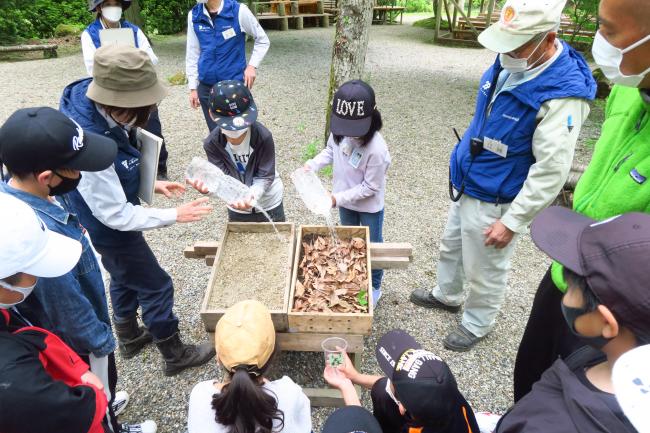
[478,0,566,53]
[0,193,82,280]
[613,345,650,433]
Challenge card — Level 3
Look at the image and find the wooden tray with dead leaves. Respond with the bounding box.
[288,225,373,335]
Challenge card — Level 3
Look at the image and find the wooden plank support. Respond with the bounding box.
[194,241,220,256]
[371,256,410,270]
[276,332,364,352]
[369,242,412,258]
[303,387,346,407]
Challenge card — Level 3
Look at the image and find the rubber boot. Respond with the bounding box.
[113,315,153,359]
[155,332,215,376]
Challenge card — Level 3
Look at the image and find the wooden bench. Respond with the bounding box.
[253,0,331,29]
[372,5,405,24]
[0,43,58,59]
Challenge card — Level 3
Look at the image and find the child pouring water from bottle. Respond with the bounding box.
[305,80,391,306]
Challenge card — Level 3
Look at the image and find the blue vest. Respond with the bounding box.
[85,18,141,49]
[192,1,246,86]
[59,78,143,247]
[450,41,597,203]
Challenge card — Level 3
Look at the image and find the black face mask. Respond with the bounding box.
[561,302,612,349]
[48,170,81,196]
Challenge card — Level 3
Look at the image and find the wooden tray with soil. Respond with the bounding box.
[289,226,373,335]
[200,223,295,331]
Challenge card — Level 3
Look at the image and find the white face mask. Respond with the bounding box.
[221,128,248,139]
[0,280,36,309]
[197,0,208,3]
[592,31,650,88]
[102,5,123,23]
[499,34,548,74]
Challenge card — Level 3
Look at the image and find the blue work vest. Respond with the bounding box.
[192,0,246,86]
[450,41,596,203]
[60,78,143,247]
[85,18,141,49]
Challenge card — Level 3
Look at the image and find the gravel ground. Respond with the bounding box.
[0,15,603,433]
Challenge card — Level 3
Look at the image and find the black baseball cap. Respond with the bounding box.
[532,206,650,341]
[209,80,258,131]
[376,330,476,430]
[0,107,117,174]
[330,80,375,137]
[322,406,382,433]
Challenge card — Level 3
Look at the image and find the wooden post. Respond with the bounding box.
[280,16,289,30]
[278,1,286,15]
[323,0,373,141]
[296,16,304,29]
[123,0,145,31]
[434,0,442,41]
[486,0,496,25]
[291,0,299,14]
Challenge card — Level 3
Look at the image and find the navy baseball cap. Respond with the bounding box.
[532,206,650,342]
[330,80,375,137]
[0,107,117,174]
[322,406,382,433]
[376,330,476,429]
[209,80,258,131]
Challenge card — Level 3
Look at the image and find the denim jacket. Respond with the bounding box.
[0,182,116,357]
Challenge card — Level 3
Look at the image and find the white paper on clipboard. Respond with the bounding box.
[136,128,162,205]
[99,28,136,47]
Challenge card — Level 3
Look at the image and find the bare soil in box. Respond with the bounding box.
[208,232,288,311]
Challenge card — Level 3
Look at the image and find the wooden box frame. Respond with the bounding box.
[200,222,295,332]
[288,225,373,335]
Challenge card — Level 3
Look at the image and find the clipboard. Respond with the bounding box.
[136,128,163,205]
[99,28,136,47]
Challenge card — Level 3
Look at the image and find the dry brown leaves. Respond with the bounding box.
[292,235,369,313]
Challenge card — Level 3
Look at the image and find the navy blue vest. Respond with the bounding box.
[192,0,246,86]
[60,78,143,247]
[450,41,596,203]
[85,18,140,49]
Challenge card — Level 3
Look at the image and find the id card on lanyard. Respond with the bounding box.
[349,148,364,169]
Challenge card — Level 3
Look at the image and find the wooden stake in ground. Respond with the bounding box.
[323,0,374,142]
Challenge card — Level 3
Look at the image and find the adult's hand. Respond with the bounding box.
[484,220,515,249]
[244,65,257,89]
[189,89,200,109]
[177,197,213,223]
[229,194,255,211]
[328,192,337,208]
[80,371,104,391]
[186,178,210,195]
[155,181,186,198]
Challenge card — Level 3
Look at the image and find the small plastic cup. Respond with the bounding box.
[322,337,348,370]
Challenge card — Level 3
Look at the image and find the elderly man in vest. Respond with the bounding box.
[410,0,597,351]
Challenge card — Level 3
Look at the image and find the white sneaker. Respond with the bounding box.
[372,287,383,308]
[112,391,129,416]
[119,420,157,433]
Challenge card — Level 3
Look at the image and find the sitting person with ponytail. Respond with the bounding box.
[187,300,312,433]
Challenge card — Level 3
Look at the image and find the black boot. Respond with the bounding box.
[155,332,215,376]
[113,315,153,359]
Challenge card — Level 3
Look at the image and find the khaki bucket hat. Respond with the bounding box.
[87,45,168,108]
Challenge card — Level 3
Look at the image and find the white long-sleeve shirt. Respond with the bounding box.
[76,106,177,232]
[185,3,270,90]
[81,21,158,76]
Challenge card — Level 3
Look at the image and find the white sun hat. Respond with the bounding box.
[478,0,566,54]
[0,193,81,280]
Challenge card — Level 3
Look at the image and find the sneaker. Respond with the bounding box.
[119,420,157,433]
[112,391,129,416]
[372,287,382,308]
[409,288,461,312]
[443,324,484,352]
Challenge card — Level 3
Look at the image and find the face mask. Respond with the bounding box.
[0,280,36,309]
[499,34,548,74]
[197,0,208,3]
[221,128,248,139]
[48,171,82,196]
[561,302,612,349]
[102,5,123,23]
[592,31,650,88]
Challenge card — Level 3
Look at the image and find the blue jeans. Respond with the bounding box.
[339,207,384,290]
[198,82,218,132]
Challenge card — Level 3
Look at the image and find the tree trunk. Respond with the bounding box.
[323,0,373,143]
[124,0,146,31]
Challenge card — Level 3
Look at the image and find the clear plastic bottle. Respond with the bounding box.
[290,167,332,216]
[186,157,253,205]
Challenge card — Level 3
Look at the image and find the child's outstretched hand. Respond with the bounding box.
[324,366,354,389]
[186,178,210,195]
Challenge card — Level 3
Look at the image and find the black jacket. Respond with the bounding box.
[497,347,636,433]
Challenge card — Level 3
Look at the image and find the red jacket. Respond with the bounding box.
[0,308,108,433]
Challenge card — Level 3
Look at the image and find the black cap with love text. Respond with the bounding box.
[330,80,375,137]
[376,330,479,432]
[0,107,117,174]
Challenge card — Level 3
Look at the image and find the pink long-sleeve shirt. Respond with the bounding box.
[307,133,391,213]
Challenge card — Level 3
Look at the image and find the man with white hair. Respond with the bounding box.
[410,0,597,351]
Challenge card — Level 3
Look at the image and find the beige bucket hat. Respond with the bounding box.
[87,45,168,108]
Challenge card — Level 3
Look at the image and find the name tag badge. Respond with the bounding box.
[484,137,508,158]
[222,28,236,40]
[349,149,364,169]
